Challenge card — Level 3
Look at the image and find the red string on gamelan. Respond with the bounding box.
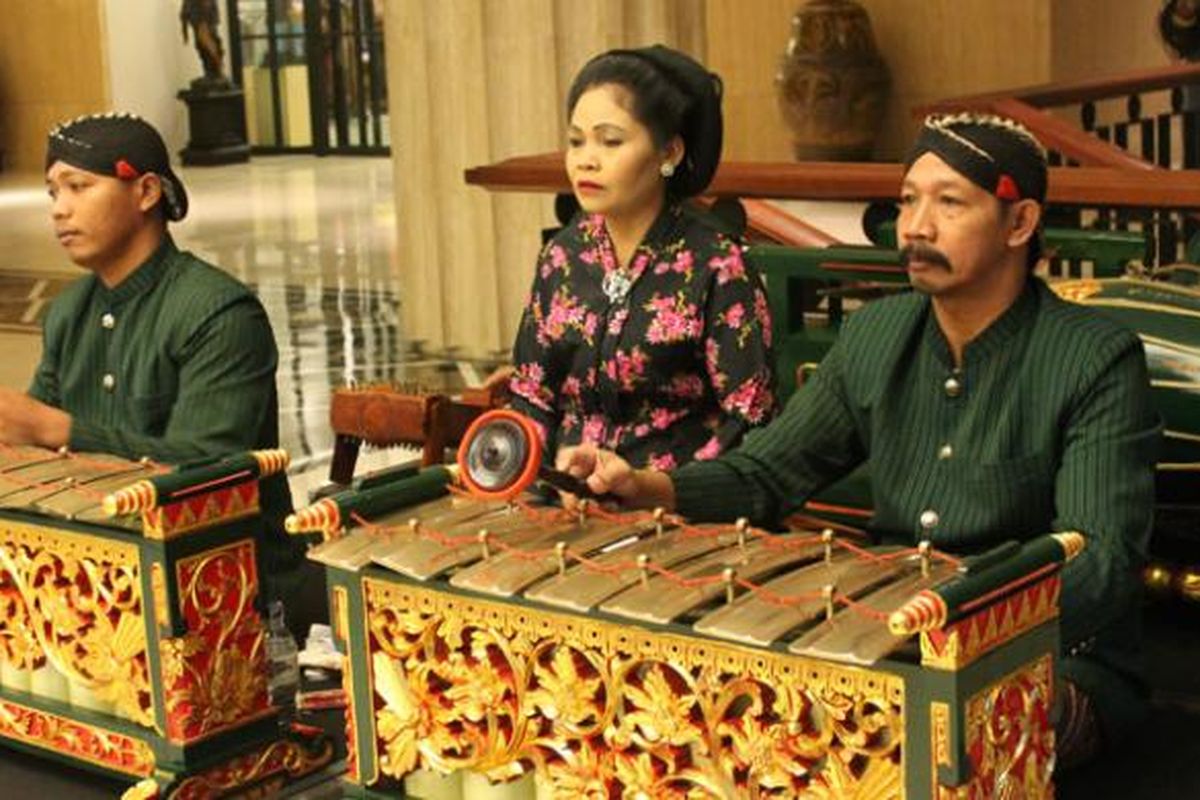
[995,173,1020,201]
[346,504,963,621]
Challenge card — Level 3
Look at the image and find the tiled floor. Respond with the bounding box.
[0,156,505,499]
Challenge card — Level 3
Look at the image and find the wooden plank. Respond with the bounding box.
[449,517,659,598]
[526,527,735,614]
[465,152,1200,208]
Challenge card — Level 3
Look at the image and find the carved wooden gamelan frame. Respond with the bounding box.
[0,449,334,798]
[328,559,1058,798]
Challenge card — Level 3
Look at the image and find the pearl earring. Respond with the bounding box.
[660,162,675,178]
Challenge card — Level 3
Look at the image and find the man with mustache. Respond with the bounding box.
[559,113,1159,768]
[0,113,309,628]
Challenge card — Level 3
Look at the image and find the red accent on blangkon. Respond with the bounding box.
[995,173,1020,201]
[114,159,140,179]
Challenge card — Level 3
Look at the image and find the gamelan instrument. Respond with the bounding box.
[328,382,507,484]
[0,445,332,798]
[1053,276,1200,604]
[289,410,1078,798]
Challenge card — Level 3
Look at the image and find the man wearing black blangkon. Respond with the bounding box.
[0,112,317,636]
[557,112,1160,769]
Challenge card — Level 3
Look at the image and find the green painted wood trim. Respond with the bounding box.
[145,452,277,503]
[334,570,386,791]
[329,467,453,528]
[936,537,1066,623]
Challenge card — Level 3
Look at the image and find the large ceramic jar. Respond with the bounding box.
[777,0,890,161]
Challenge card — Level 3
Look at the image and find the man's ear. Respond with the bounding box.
[1006,198,1042,248]
[135,173,164,214]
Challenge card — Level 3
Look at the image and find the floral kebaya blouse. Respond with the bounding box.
[510,202,777,471]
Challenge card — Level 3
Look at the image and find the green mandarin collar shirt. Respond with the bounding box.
[674,278,1160,740]
[29,236,298,568]
[31,236,280,462]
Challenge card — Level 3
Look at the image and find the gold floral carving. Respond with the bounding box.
[160,539,270,743]
[931,702,952,769]
[150,562,169,635]
[363,578,905,798]
[120,778,161,800]
[1050,280,1102,303]
[936,655,1054,800]
[0,520,153,726]
[0,697,155,777]
[333,583,350,644]
[169,737,335,799]
[0,567,39,672]
[332,585,362,784]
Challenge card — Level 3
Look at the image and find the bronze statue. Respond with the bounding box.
[181,0,226,82]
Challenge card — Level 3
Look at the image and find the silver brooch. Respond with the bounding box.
[602,269,633,305]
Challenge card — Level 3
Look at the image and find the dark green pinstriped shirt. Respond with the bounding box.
[29,236,300,570]
[30,236,280,462]
[674,278,1160,739]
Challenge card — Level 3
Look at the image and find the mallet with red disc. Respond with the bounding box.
[457,409,600,501]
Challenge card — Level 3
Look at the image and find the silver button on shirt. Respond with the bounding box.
[943,375,963,397]
[101,373,115,391]
[938,443,954,460]
[101,313,115,329]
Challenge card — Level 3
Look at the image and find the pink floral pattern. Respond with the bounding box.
[694,435,722,461]
[647,452,678,471]
[753,288,773,349]
[535,287,598,347]
[510,203,777,469]
[605,347,650,390]
[722,374,775,425]
[709,247,747,284]
[540,244,570,278]
[644,293,704,344]
[511,363,553,411]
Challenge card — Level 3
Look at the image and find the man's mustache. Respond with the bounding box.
[900,244,952,271]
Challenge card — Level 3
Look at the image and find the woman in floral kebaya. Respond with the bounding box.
[509,46,776,472]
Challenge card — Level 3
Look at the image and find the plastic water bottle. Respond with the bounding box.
[266,600,300,711]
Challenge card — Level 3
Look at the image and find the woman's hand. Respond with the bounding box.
[555,443,677,511]
[557,443,637,497]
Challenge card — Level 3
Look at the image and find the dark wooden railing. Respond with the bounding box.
[467,155,1200,278]
[470,64,1200,262]
[717,198,838,247]
[924,62,1200,267]
[922,62,1200,168]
